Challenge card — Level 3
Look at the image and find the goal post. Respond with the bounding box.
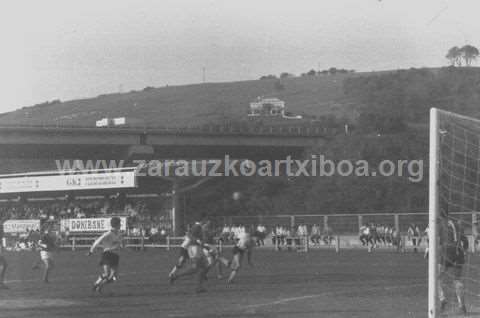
[428,108,440,318]
[428,108,480,317]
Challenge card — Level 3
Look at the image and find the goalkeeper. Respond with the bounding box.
[438,218,468,315]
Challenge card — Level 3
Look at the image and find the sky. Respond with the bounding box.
[0,0,477,113]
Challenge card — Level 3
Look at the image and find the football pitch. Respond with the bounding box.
[1,248,429,318]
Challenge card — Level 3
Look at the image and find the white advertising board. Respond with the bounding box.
[3,219,41,233]
[0,171,136,194]
[61,217,127,233]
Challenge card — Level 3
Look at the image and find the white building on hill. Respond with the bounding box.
[248,97,285,116]
[248,97,302,119]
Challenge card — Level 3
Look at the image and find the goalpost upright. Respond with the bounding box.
[428,107,440,318]
[427,107,480,317]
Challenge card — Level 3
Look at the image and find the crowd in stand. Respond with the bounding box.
[0,198,125,220]
[0,197,173,237]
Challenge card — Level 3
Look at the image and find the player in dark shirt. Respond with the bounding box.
[201,221,226,280]
[169,222,209,293]
[438,218,468,315]
[38,230,57,283]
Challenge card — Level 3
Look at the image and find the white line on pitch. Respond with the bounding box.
[241,283,426,310]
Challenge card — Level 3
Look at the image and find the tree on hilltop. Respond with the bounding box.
[460,45,479,66]
[446,45,479,66]
[446,46,462,66]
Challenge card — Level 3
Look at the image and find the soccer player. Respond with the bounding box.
[0,216,7,289]
[37,227,57,283]
[271,225,278,246]
[310,223,321,245]
[254,224,266,246]
[201,221,226,280]
[377,224,386,246]
[221,224,231,243]
[225,230,255,284]
[359,224,369,246]
[168,230,193,278]
[424,225,430,259]
[392,227,401,252]
[438,218,468,315]
[368,223,377,250]
[87,217,123,293]
[407,224,418,252]
[323,224,334,246]
[385,225,393,246]
[169,222,208,293]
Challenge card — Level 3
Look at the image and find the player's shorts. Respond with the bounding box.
[232,246,245,256]
[187,245,203,259]
[100,251,120,267]
[203,245,218,258]
[178,247,189,259]
[40,250,53,261]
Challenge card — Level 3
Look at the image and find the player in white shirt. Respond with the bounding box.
[226,231,255,284]
[87,217,123,293]
[221,224,231,242]
[168,231,194,278]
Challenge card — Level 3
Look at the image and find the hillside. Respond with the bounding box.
[3,67,480,216]
[0,73,359,128]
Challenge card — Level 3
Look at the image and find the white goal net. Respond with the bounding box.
[429,108,480,317]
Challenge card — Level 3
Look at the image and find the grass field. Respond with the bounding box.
[0,248,432,318]
[8,247,480,318]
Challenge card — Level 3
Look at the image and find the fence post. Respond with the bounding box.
[218,238,223,254]
[141,235,145,251]
[335,235,340,253]
[166,236,170,251]
[394,214,400,231]
[324,216,328,231]
[72,237,76,251]
[290,216,295,229]
[358,215,363,231]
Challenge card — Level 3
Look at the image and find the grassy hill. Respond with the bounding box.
[0,73,359,128]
